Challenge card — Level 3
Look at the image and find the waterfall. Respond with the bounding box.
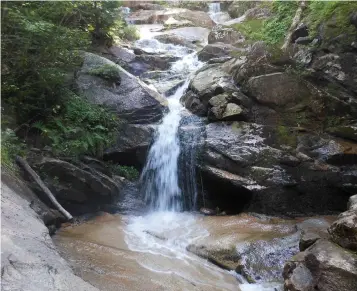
[140,52,203,212]
[140,81,189,212]
[208,2,231,24]
[178,114,205,210]
[208,2,221,14]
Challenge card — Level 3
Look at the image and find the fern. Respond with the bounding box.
[31,92,119,157]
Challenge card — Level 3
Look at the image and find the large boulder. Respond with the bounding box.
[245,72,312,107]
[76,52,167,124]
[30,157,122,215]
[140,70,184,96]
[208,25,245,45]
[283,239,357,291]
[164,27,211,45]
[328,194,357,251]
[199,121,356,215]
[181,64,238,116]
[174,9,214,28]
[197,42,239,61]
[104,123,154,168]
[154,34,197,49]
[125,8,213,28]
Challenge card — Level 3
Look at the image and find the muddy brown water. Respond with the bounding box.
[53,212,336,291]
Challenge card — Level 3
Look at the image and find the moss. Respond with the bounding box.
[231,19,265,41]
[326,125,357,142]
[231,121,244,133]
[306,1,357,42]
[89,64,121,83]
[230,1,298,45]
[109,164,139,181]
[276,125,298,147]
[121,25,140,41]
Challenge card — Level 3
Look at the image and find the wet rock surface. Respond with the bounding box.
[199,121,356,215]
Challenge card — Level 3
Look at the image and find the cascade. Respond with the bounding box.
[208,2,221,14]
[140,51,203,212]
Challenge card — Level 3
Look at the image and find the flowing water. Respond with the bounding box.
[53,16,332,291]
[140,79,191,211]
[208,2,231,24]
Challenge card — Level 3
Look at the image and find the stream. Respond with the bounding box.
[53,4,335,291]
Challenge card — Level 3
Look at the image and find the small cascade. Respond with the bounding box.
[178,114,205,210]
[208,2,221,14]
[140,80,190,212]
[208,2,231,24]
[138,43,203,211]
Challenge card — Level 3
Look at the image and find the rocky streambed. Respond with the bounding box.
[2,2,357,291]
[53,211,336,291]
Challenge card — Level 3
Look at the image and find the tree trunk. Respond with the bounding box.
[15,156,73,221]
[281,1,306,51]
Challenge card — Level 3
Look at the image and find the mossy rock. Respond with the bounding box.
[89,64,121,84]
[326,125,357,142]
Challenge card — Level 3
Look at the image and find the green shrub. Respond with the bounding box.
[121,25,140,41]
[32,92,119,158]
[306,1,357,40]
[231,1,298,45]
[1,128,26,172]
[89,64,121,83]
[109,164,139,181]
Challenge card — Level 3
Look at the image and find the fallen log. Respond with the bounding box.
[15,156,73,221]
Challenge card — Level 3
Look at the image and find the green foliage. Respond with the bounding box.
[232,19,265,41]
[89,64,121,83]
[1,128,26,172]
[109,164,139,181]
[232,1,298,45]
[1,1,125,125]
[261,1,298,45]
[32,93,119,158]
[306,1,357,40]
[1,2,89,123]
[121,25,140,41]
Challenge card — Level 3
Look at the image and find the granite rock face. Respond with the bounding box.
[1,176,98,291]
[76,52,168,124]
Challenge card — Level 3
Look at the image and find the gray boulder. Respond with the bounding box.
[199,121,356,215]
[181,64,240,116]
[245,72,312,107]
[154,34,197,48]
[207,93,247,121]
[283,239,357,291]
[328,194,357,251]
[104,123,154,168]
[197,43,239,61]
[76,52,167,124]
[30,157,121,215]
[208,25,245,45]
